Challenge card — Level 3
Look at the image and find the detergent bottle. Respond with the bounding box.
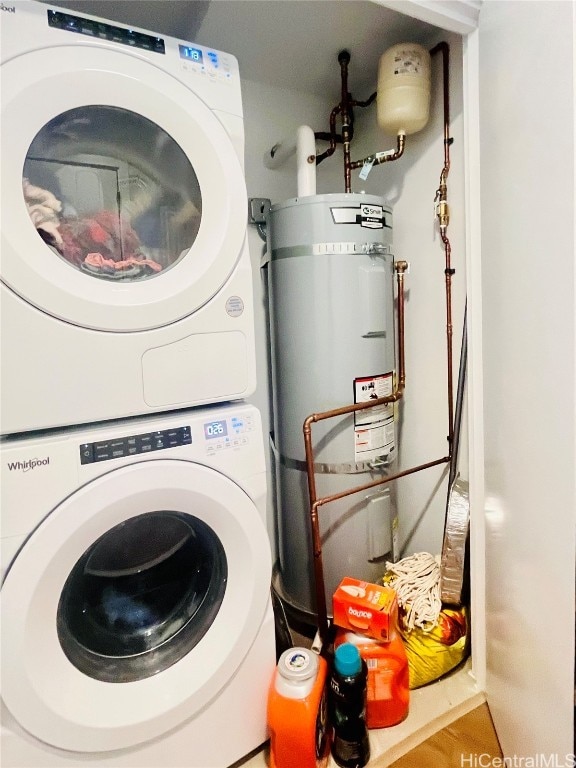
[329,643,370,768]
[334,626,409,728]
[267,647,331,768]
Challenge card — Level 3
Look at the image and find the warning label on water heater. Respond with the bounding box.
[353,373,396,461]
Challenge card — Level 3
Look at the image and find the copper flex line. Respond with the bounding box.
[430,40,455,452]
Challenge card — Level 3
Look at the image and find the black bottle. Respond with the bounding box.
[329,642,370,768]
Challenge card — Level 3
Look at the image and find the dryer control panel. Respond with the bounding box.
[45,7,235,84]
[47,9,166,53]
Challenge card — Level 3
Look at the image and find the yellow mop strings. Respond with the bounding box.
[385,552,442,631]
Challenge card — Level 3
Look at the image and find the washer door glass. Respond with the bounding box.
[0,459,271,752]
[24,106,202,283]
[57,512,226,683]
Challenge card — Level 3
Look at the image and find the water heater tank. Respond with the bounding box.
[267,193,399,622]
[377,42,431,136]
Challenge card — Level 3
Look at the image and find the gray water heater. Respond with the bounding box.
[267,193,399,621]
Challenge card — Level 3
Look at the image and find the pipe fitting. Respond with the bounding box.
[395,260,409,274]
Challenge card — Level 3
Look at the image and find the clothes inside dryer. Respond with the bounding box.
[23,105,203,281]
[57,511,227,683]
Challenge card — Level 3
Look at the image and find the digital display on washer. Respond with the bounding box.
[179,45,204,64]
[47,10,166,54]
[204,420,228,440]
[80,426,191,464]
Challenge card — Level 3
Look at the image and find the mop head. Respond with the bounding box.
[384,552,469,689]
[384,552,442,632]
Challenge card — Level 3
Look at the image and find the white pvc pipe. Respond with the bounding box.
[296,125,317,197]
[263,126,317,197]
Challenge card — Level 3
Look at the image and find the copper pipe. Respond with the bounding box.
[349,132,406,171]
[303,260,408,644]
[351,91,377,110]
[310,452,450,647]
[443,236,454,448]
[395,260,408,388]
[430,41,451,173]
[315,105,341,165]
[316,456,450,513]
[430,41,455,452]
[338,50,353,192]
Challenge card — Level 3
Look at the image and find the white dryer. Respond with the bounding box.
[0,2,256,435]
[0,403,275,767]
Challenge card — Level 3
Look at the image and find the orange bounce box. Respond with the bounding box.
[333,578,398,642]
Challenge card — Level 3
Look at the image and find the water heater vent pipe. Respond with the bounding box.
[296,125,317,197]
[263,125,317,197]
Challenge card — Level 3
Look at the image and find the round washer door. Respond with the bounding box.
[0,460,271,752]
[1,46,247,331]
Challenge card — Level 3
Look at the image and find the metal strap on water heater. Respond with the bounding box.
[278,452,396,475]
[270,241,392,261]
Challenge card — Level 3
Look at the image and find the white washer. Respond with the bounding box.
[1,2,256,435]
[0,403,275,767]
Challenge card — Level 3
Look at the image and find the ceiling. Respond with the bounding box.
[41,0,442,100]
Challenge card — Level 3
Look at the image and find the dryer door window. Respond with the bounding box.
[1,47,248,331]
[57,512,227,683]
[24,106,202,283]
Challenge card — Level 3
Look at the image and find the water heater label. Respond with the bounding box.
[353,373,395,460]
[330,204,390,229]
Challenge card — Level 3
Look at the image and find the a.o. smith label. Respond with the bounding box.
[330,204,390,229]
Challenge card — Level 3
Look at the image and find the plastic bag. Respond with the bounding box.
[382,556,469,689]
[397,605,468,689]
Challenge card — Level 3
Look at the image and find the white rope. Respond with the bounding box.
[385,552,442,632]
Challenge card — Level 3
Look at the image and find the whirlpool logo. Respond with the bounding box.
[7,457,50,472]
[0,4,16,12]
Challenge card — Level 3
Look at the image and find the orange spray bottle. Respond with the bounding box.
[267,647,331,768]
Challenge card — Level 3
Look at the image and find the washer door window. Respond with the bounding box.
[58,512,227,683]
[0,461,271,753]
[1,47,247,331]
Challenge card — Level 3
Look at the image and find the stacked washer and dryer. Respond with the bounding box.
[0,3,275,767]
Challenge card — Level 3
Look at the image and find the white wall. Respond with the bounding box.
[478,0,575,755]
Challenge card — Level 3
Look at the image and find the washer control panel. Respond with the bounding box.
[80,427,191,464]
[204,413,254,454]
[79,412,254,464]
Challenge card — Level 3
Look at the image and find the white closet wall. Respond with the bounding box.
[477,0,575,755]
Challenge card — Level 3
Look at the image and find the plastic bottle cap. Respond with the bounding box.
[277,647,318,682]
[334,643,361,676]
